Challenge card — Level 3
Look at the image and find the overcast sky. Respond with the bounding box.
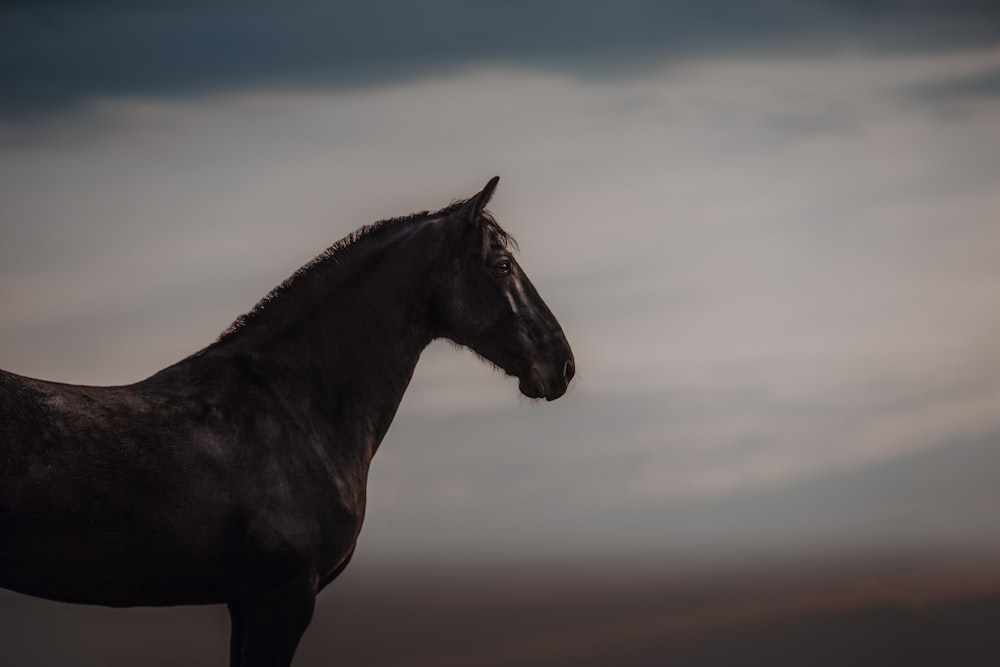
[2,2,1000,565]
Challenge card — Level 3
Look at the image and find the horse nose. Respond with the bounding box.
[563,358,576,385]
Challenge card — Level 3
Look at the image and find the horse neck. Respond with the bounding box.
[212,229,442,459]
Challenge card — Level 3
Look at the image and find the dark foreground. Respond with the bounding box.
[3,552,1000,666]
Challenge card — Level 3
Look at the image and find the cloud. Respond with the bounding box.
[911,68,1000,100]
[2,1,999,118]
[2,44,1000,560]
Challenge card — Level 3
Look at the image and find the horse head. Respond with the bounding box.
[434,177,575,401]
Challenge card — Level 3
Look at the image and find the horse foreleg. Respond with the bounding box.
[228,575,316,667]
[227,601,246,667]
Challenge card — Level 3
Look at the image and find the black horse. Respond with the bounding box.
[0,177,574,667]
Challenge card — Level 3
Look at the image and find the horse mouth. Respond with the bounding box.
[519,361,573,401]
[518,372,546,400]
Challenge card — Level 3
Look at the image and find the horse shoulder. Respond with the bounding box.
[223,420,369,589]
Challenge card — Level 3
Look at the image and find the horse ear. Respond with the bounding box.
[462,176,500,222]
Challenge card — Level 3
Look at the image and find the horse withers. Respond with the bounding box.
[0,177,574,667]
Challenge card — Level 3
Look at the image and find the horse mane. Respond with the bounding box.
[217,198,516,341]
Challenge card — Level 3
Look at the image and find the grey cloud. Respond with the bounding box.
[3,0,999,119]
[3,42,1000,564]
[910,68,1000,100]
[363,378,1000,560]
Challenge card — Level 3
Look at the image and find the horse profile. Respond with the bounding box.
[0,177,574,667]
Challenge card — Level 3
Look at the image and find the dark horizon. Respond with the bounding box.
[4,549,1000,666]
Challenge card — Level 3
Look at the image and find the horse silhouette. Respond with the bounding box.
[0,177,574,666]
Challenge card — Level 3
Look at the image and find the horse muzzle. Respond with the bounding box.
[520,355,576,401]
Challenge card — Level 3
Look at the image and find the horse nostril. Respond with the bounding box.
[563,359,576,384]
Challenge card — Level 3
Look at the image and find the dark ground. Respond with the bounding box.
[2,552,1000,666]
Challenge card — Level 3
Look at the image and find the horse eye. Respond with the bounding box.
[494,260,512,275]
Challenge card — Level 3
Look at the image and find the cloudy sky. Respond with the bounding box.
[2,2,1000,567]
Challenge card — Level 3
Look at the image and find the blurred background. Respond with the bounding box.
[2,2,1000,665]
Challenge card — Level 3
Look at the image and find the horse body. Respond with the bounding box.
[0,357,365,609]
[0,178,574,666]
[2,370,236,606]
[1,214,434,607]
